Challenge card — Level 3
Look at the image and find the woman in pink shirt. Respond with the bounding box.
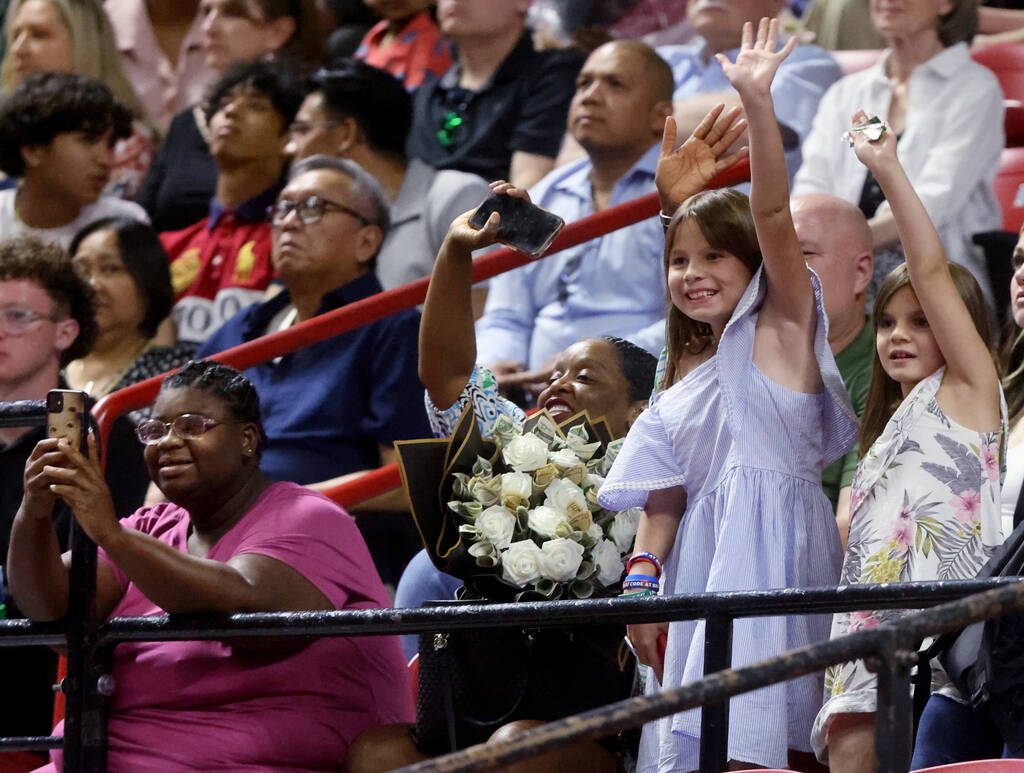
[9,360,412,772]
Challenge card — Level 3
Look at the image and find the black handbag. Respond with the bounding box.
[914,490,1024,752]
[409,600,636,756]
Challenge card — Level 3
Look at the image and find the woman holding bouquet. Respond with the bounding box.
[392,101,750,639]
[350,106,749,773]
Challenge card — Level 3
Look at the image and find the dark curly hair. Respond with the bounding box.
[0,72,133,178]
[0,237,97,366]
[160,360,268,457]
[202,59,304,130]
[69,217,173,338]
[601,336,657,402]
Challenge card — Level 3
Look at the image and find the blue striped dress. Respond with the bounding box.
[598,266,858,771]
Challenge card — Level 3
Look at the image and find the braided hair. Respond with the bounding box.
[161,361,268,456]
[600,336,657,403]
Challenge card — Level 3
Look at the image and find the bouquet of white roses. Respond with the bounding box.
[397,406,641,602]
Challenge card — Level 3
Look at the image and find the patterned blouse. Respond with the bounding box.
[104,342,198,425]
[424,364,526,438]
[812,367,1006,755]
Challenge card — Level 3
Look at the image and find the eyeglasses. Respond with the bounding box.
[0,306,59,335]
[267,195,371,227]
[134,414,232,445]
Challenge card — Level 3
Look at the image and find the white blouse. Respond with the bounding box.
[793,43,1004,304]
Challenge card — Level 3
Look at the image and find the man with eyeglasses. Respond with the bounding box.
[197,155,430,542]
[0,238,97,745]
[161,60,302,345]
[285,59,491,295]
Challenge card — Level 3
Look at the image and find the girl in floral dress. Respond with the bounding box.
[811,112,1005,773]
[598,20,858,771]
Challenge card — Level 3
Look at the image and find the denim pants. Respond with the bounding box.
[911,694,1007,769]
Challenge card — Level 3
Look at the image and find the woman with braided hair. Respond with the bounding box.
[8,359,412,771]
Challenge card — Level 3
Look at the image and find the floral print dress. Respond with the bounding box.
[811,367,1006,757]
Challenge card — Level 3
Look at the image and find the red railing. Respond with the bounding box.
[94,161,751,507]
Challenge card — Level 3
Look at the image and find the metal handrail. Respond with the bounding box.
[0,578,1017,769]
[392,580,1024,773]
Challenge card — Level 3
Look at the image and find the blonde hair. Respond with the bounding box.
[660,188,762,390]
[859,262,992,456]
[1,0,151,129]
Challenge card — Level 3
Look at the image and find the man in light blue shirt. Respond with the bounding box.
[658,0,842,181]
[474,40,674,387]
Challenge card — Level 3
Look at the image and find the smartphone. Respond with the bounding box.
[47,389,88,453]
[468,194,565,257]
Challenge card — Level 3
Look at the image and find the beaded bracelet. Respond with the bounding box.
[627,552,663,579]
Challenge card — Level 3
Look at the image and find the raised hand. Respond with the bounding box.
[655,105,749,215]
[847,109,898,173]
[716,17,797,98]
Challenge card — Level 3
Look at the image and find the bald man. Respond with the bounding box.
[792,194,875,543]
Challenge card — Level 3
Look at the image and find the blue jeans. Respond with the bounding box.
[911,694,1006,769]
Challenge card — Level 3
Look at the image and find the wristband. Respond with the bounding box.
[627,552,663,578]
[620,588,656,598]
[624,573,659,584]
[622,579,660,592]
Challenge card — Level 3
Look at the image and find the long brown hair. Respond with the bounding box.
[660,188,762,390]
[858,262,992,456]
[1001,321,1024,420]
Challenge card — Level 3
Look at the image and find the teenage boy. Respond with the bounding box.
[0,72,149,247]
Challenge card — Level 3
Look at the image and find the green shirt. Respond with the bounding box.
[822,319,873,509]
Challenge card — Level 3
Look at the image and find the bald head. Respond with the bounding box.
[597,40,676,104]
[792,195,873,254]
[791,194,874,352]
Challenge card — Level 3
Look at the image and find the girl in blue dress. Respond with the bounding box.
[598,19,858,771]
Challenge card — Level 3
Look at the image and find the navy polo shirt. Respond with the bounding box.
[197,272,431,485]
[407,32,582,182]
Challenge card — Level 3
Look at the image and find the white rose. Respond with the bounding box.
[544,477,588,518]
[476,505,517,550]
[592,539,625,586]
[587,522,604,542]
[539,538,585,582]
[610,507,643,553]
[501,539,544,587]
[502,433,550,472]
[500,471,533,509]
[528,505,569,538]
[548,448,581,470]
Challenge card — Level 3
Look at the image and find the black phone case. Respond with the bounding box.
[469,195,565,257]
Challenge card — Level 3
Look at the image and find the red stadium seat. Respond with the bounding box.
[994,146,1024,232]
[973,43,1024,102]
[915,760,1024,772]
[408,653,419,706]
